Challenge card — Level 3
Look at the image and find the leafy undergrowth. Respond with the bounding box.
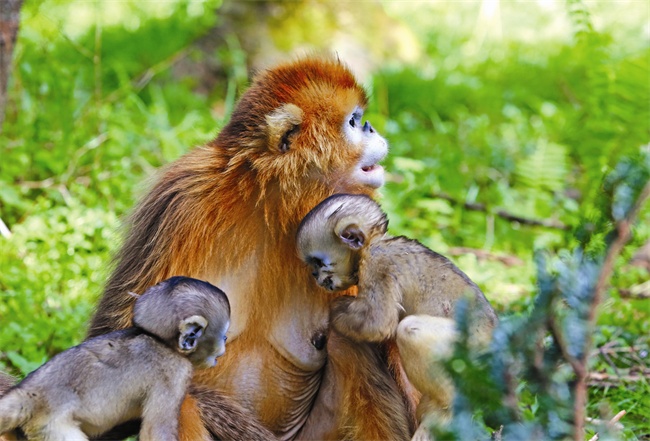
[1,0,648,439]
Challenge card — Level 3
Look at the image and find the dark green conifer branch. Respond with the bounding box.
[434,151,649,441]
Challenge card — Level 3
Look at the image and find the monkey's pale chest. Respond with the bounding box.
[203,311,329,439]
[204,264,331,438]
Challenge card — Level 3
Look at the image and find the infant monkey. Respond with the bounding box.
[0,276,230,441]
[297,193,497,343]
[297,194,498,434]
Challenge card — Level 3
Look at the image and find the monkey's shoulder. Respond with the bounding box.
[369,236,454,268]
[378,237,498,328]
[29,329,185,381]
[81,329,184,365]
[367,235,489,302]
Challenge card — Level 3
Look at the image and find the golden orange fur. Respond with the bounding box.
[87,56,413,440]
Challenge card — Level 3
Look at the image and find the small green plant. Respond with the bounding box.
[434,152,649,441]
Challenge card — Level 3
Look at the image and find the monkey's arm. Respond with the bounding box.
[297,331,412,441]
[330,273,401,342]
[189,385,278,441]
[140,369,190,441]
[92,387,278,441]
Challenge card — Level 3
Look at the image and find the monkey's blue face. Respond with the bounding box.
[190,319,230,369]
[306,247,358,292]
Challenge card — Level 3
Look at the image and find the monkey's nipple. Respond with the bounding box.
[311,331,327,350]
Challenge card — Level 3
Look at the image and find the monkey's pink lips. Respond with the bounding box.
[356,163,385,189]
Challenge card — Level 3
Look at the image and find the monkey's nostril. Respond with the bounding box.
[363,121,373,133]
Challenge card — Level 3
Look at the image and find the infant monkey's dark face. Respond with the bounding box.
[304,243,358,292]
[187,317,230,369]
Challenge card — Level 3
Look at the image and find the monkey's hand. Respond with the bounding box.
[330,295,397,343]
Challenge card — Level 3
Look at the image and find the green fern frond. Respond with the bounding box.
[515,140,569,192]
[567,0,594,38]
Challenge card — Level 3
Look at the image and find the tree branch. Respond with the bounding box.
[0,0,23,132]
[548,314,586,379]
[429,192,569,230]
[446,246,525,266]
[618,282,650,299]
[574,180,650,441]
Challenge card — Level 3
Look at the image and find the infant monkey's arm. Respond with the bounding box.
[330,264,401,343]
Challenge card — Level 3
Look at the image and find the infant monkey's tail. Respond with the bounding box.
[0,390,33,435]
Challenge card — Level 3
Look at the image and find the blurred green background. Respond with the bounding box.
[0,0,648,438]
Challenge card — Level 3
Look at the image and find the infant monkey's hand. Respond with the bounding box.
[330,295,397,343]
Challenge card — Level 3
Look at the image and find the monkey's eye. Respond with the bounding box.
[279,125,299,153]
[349,112,362,128]
[223,335,227,342]
[308,256,325,268]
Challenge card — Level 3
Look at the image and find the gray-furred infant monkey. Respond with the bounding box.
[0,276,230,441]
[296,194,498,437]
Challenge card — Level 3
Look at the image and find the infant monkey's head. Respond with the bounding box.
[297,194,388,291]
[133,276,231,369]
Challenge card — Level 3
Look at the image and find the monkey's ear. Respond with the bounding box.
[266,103,303,153]
[336,221,366,250]
[178,315,208,353]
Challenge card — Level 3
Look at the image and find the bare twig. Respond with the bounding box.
[447,246,525,266]
[61,132,109,184]
[429,192,569,230]
[592,341,649,357]
[104,48,188,104]
[57,184,72,206]
[619,281,650,299]
[586,410,627,441]
[548,314,586,379]
[588,371,650,384]
[492,425,504,441]
[597,346,622,378]
[610,410,627,425]
[17,177,56,189]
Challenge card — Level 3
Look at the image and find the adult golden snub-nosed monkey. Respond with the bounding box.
[81,57,415,440]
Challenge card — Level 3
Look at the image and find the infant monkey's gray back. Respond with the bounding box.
[297,194,388,243]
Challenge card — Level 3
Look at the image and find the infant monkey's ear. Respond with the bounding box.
[336,220,366,250]
[178,315,208,353]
